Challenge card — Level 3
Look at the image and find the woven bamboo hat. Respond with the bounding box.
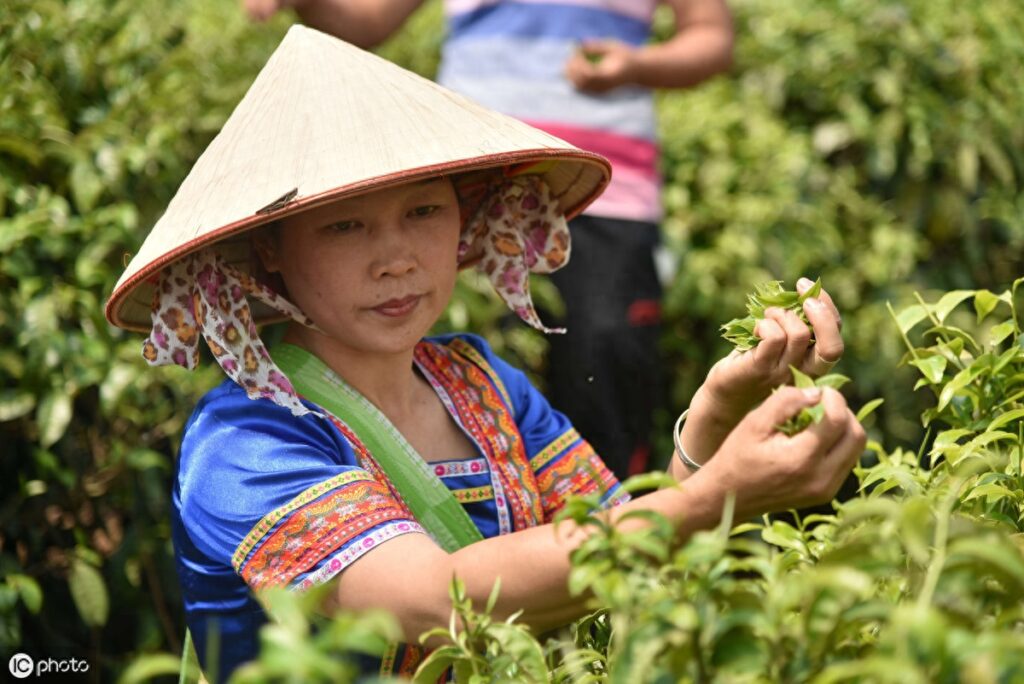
[106,24,610,332]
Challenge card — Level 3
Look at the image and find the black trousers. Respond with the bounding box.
[545,214,663,481]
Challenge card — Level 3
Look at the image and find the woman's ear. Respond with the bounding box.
[252,226,281,273]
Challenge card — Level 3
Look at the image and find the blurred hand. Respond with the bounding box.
[702,277,843,422]
[699,386,865,515]
[564,40,638,93]
[243,0,295,21]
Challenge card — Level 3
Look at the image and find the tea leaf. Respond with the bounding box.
[973,289,1005,323]
[986,409,1024,433]
[910,356,947,384]
[989,320,1016,345]
[856,398,885,423]
[932,290,976,323]
[69,558,108,628]
[894,304,929,334]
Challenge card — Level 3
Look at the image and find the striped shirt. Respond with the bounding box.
[439,0,662,223]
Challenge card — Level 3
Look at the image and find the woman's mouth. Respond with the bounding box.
[372,295,422,317]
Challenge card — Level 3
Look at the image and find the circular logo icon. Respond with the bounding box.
[9,653,33,679]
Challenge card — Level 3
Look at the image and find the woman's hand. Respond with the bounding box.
[703,277,843,422]
[695,386,865,516]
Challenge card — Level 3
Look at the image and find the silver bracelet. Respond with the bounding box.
[673,409,702,472]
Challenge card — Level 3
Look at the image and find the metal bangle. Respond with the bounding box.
[673,409,702,472]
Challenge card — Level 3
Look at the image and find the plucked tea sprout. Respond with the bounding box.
[721,279,822,352]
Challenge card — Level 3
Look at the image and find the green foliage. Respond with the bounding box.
[230,587,401,684]
[415,579,547,683]
[0,0,282,674]
[721,279,821,352]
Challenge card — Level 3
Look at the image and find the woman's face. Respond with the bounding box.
[258,177,461,357]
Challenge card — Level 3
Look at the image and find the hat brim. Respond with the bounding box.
[106,149,609,332]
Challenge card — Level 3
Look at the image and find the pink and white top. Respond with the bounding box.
[439,0,663,223]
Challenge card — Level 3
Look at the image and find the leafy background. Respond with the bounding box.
[1,0,1022,680]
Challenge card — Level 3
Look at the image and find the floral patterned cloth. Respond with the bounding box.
[143,176,569,415]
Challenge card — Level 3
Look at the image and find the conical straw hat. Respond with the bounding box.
[106,24,610,332]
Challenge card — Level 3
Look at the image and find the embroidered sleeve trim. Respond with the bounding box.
[529,427,582,471]
[235,476,414,590]
[232,470,373,570]
[535,441,623,523]
[448,338,515,410]
[291,520,426,592]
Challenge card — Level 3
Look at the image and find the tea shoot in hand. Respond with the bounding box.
[721,279,822,352]
[776,366,849,436]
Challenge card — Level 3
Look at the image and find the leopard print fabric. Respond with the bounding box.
[144,176,569,414]
[459,175,569,334]
[143,251,319,416]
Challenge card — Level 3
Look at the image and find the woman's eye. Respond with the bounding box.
[325,220,358,232]
[409,205,439,218]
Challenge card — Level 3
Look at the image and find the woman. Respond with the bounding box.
[105,26,864,680]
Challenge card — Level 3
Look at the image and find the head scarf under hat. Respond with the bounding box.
[142,174,571,415]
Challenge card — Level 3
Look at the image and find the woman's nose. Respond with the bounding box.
[369,223,417,278]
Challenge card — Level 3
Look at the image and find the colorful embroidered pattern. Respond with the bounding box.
[415,341,545,531]
[530,428,582,472]
[238,476,414,591]
[534,440,623,522]
[430,457,489,478]
[448,338,514,409]
[232,470,369,571]
[454,485,494,503]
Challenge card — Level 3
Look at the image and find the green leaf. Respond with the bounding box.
[413,647,461,683]
[937,366,980,413]
[70,157,104,213]
[69,558,109,628]
[790,365,815,389]
[0,390,36,422]
[909,356,947,384]
[932,290,975,323]
[761,521,805,552]
[485,576,501,615]
[946,537,1024,595]
[6,575,42,614]
[989,319,1016,345]
[814,373,851,389]
[619,471,678,494]
[962,483,1018,504]
[894,304,928,334]
[116,654,183,684]
[973,289,1004,323]
[37,391,73,448]
[856,398,884,423]
[986,408,1024,433]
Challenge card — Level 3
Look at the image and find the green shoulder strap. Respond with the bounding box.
[272,342,484,552]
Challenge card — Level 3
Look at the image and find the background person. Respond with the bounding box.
[243,0,735,480]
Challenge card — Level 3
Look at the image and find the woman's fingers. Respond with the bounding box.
[751,385,822,434]
[802,296,844,375]
[757,308,811,375]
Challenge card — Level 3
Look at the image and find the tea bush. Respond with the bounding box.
[3,0,1024,680]
[234,284,1024,683]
